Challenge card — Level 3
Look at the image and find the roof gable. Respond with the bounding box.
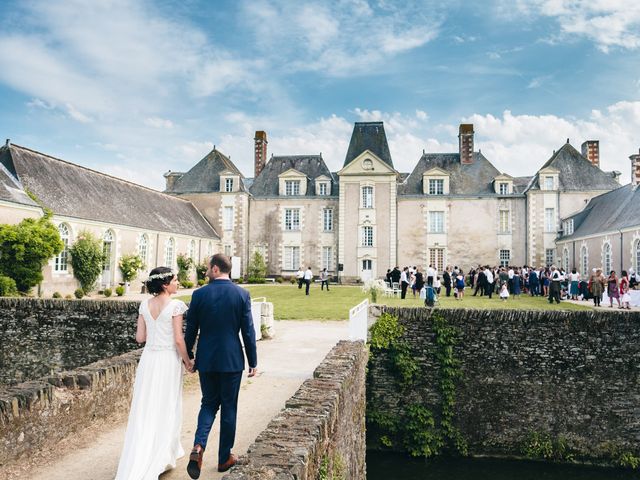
[250,155,336,197]
[5,144,219,238]
[423,167,449,177]
[343,122,393,169]
[338,150,397,176]
[166,148,245,194]
[278,168,308,179]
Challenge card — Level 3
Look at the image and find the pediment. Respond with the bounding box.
[494,173,513,181]
[338,150,397,176]
[278,168,308,179]
[539,166,560,175]
[219,169,239,177]
[315,174,331,182]
[423,167,449,177]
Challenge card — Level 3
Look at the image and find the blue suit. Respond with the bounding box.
[185,279,257,464]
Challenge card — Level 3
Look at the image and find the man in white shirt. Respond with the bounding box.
[400,267,409,299]
[303,267,313,296]
[296,267,304,289]
[426,265,436,286]
[548,265,562,304]
[484,267,494,298]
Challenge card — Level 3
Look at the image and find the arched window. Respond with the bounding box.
[102,230,114,275]
[602,242,612,275]
[165,237,175,268]
[634,239,640,272]
[205,241,213,261]
[581,245,588,276]
[54,223,70,272]
[188,240,196,260]
[562,247,569,273]
[138,234,149,266]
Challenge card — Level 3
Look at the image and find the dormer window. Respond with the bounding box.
[499,182,509,195]
[319,183,328,195]
[429,179,444,195]
[544,176,554,190]
[224,178,234,192]
[285,180,300,196]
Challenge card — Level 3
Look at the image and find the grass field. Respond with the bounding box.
[178,283,593,321]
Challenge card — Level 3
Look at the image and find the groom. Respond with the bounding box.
[185,253,258,477]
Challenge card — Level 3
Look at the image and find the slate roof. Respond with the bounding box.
[0,159,39,207]
[250,155,337,197]
[165,148,245,194]
[513,176,533,194]
[561,184,640,240]
[399,152,502,195]
[344,122,394,169]
[0,144,219,238]
[527,143,620,191]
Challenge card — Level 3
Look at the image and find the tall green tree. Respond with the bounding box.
[0,216,63,293]
[69,231,106,293]
[247,251,267,283]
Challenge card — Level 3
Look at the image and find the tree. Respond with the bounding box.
[247,251,267,283]
[0,216,63,293]
[118,253,145,282]
[176,253,194,285]
[69,231,106,293]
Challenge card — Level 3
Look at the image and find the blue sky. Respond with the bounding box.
[1,0,639,189]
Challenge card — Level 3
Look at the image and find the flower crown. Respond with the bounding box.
[146,271,174,282]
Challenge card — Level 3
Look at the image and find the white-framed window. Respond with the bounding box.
[54,223,70,272]
[103,230,114,274]
[362,259,372,271]
[564,219,574,235]
[285,180,300,196]
[323,208,333,231]
[545,208,555,233]
[224,178,234,192]
[499,182,509,195]
[284,246,300,270]
[545,248,555,266]
[499,249,510,267]
[322,246,333,271]
[429,248,445,272]
[318,183,328,195]
[164,237,175,267]
[138,233,149,265]
[361,226,373,247]
[499,210,510,233]
[581,245,588,276]
[224,244,232,257]
[429,211,445,233]
[206,241,213,260]
[224,206,234,231]
[635,239,640,272]
[563,247,570,272]
[602,242,612,274]
[544,176,554,190]
[428,179,444,195]
[188,239,196,260]
[361,186,373,208]
[284,208,300,231]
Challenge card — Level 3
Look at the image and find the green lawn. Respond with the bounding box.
[177,284,593,321]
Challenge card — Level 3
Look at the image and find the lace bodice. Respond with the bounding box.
[140,299,188,350]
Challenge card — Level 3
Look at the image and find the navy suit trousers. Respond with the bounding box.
[194,371,243,464]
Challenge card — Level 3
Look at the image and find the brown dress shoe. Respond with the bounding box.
[217,453,237,472]
[187,445,204,479]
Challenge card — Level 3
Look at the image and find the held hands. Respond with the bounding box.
[248,367,257,377]
[183,358,195,373]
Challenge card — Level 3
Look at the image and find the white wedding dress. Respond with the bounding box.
[115,298,188,480]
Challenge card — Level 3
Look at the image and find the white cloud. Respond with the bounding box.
[144,117,174,129]
[504,0,640,52]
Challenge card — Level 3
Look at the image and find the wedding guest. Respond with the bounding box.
[589,269,605,307]
[443,266,452,297]
[569,268,580,300]
[606,270,621,308]
[620,271,632,310]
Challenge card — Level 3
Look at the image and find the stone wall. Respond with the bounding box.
[223,341,368,480]
[367,307,640,462]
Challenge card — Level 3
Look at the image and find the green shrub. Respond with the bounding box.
[115,285,125,296]
[0,216,63,293]
[103,288,112,297]
[247,251,267,283]
[289,276,297,284]
[118,253,144,282]
[197,279,206,286]
[74,288,84,299]
[181,280,194,289]
[0,275,18,296]
[176,254,194,284]
[276,277,284,284]
[69,231,106,293]
[52,291,62,298]
[64,294,73,299]
[196,263,208,282]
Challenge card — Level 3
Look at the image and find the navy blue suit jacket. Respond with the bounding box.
[185,279,257,373]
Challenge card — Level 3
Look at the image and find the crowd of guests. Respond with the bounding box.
[385,264,638,309]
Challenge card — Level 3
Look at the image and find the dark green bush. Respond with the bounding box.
[74,288,84,299]
[197,279,206,286]
[69,231,106,293]
[247,251,267,283]
[103,288,112,297]
[115,285,125,296]
[181,280,194,289]
[52,291,62,298]
[0,275,18,296]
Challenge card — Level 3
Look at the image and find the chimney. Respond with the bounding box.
[163,170,183,191]
[254,130,268,177]
[459,124,474,164]
[581,140,600,168]
[631,148,640,188]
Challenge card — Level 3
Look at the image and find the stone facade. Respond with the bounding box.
[367,307,640,462]
[223,341,368,480]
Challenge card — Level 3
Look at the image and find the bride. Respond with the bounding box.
[115,267,194,479]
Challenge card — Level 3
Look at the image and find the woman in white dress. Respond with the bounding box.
[115,267,194,480]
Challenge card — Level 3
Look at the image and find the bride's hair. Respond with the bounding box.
[146,267,175,295]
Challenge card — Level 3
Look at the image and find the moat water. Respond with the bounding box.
[366,453,637,479]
